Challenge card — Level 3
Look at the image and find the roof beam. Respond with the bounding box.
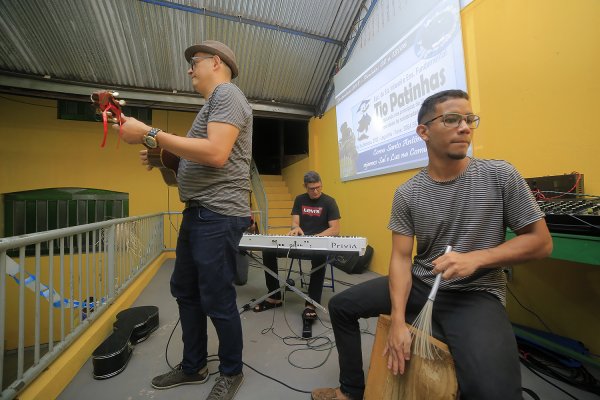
[0,73,314,120]
[139,0,343,46]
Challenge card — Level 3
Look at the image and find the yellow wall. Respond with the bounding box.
[461,0,600,182]
[294,0,600,353]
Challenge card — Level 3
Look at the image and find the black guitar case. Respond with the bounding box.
[92,305,159,379]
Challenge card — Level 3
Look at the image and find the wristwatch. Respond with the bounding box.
[143,128,162,149]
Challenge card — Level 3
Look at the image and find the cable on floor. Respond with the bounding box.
[161,251,376,395]
[162,316,313,394]
[519,341,600,397]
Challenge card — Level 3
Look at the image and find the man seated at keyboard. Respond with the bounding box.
[253,171,341,325]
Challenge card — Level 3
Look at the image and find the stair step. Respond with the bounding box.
[267,193,292,201]
[253,175,293,235]
[269,200,293,208]
[264,185,289,194]
[268,208,290,218]
[263,182,287,189]
[268,216,290,224]
[260,175,283,182]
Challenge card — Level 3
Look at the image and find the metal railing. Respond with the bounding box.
[0,214,165,400]
[250,159,268,233]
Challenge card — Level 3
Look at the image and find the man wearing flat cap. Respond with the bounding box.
[116,40,252,400]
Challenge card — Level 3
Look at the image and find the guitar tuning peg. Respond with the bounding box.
[118,100,126,106]
[112,91,120,97]
[106,111,113,117]
[109,117,118,123]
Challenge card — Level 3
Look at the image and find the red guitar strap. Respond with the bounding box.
[97,92,123,148]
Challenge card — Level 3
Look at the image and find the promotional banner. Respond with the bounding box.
[335,0,468,181]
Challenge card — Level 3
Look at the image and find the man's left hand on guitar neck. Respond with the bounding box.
[139,149,153,171]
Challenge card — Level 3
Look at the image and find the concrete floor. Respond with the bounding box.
[58,255,599,400]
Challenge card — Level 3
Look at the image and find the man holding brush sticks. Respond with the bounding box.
[311,89,552,400]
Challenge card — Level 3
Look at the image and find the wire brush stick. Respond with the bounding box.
[411,245,452,360]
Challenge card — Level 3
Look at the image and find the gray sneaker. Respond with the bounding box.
[151,363,209,389]
[206,372,244,400]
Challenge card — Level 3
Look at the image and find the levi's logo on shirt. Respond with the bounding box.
[302,206,322,216]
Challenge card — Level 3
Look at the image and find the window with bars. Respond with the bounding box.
[58,99,152,124]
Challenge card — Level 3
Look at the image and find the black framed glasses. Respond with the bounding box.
[188,55,214,70]
[423,112,480,129]
[306,185,322,192]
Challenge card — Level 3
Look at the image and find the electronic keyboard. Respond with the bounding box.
[239,234,367,256]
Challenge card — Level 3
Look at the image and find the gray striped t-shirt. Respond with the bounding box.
[388,158,544,304]
[178,83,252,217]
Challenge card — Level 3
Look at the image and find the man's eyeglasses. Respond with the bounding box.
[306,185,322,192]
[422,113,480,129]
[188,55,214,70]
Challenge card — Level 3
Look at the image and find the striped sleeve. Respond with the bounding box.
[388,179,416,237]
[208,84,252,129]
[501,163,545,231]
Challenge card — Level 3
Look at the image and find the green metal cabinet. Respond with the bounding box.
[506,229,600,265]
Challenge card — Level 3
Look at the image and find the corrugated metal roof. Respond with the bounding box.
[0,0,367,117]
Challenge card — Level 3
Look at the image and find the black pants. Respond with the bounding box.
[170,206,249,376]
[330,276,522,400]
[261,250,328,305]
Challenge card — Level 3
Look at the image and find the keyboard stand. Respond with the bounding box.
[238,251,328,315]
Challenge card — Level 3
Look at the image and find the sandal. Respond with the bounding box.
[302,307,317,321]
[253,300,282,313]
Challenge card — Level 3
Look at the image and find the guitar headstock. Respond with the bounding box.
[91,90,127,147]
[91,90,126,123]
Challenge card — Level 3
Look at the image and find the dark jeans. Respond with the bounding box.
[330,276,522,400]
[170,206,250,376]
[261,250,328,305]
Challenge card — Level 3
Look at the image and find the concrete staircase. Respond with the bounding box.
[260,175,293,235]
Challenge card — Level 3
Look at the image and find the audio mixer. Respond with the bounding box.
[538,199,600,236]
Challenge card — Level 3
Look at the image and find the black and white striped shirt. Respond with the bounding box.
[178,83,253,217]
[388,158,544,304]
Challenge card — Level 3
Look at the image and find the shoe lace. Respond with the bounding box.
[209,376,232,398]
[163,363,183,378]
